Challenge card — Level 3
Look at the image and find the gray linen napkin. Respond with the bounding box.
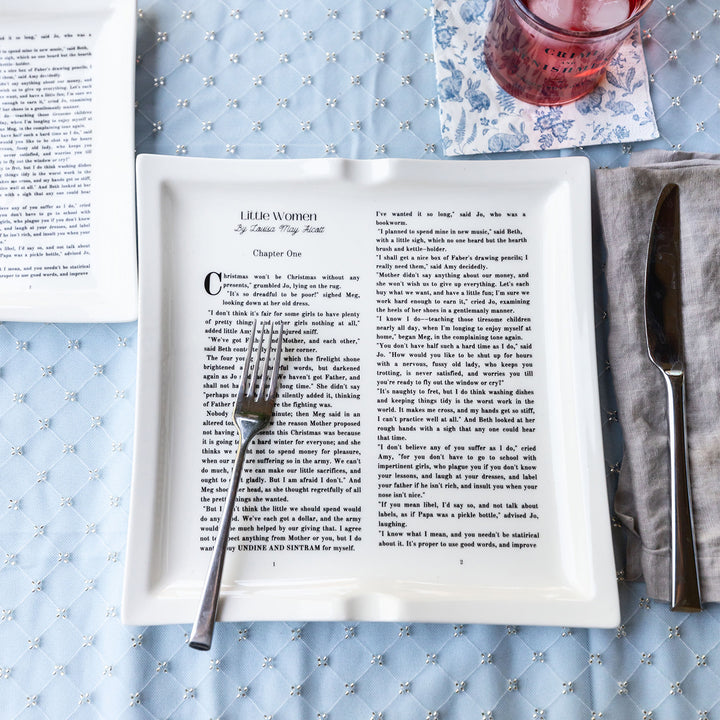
[596,150,720,603]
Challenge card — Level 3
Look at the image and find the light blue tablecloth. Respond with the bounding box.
[2,0,720,717]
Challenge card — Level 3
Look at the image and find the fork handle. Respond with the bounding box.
[189,438,250,650]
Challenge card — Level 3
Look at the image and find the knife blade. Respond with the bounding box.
[644,183,702,612]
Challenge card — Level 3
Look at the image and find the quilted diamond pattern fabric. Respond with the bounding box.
[1,0,720,718]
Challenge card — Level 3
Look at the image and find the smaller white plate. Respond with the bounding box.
[0,0,137,322]
[123,155,619,628]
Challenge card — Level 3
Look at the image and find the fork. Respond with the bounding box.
[189,319,283,651]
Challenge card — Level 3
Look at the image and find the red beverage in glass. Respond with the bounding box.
[484,0,651,105]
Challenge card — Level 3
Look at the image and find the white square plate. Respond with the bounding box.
[0,0,137,321]
[123,155,619,628]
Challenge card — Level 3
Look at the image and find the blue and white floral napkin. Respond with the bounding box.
[432,0,659,155]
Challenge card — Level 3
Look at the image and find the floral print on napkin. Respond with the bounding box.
[432,0,659,155]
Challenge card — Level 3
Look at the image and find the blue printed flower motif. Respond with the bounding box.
[613,125,630,141]
[533,108,574,142]
[434,10,458,49]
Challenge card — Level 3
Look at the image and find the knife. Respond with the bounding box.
[644,183,702,613]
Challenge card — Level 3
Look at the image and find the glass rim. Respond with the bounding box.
[507,0,654,39]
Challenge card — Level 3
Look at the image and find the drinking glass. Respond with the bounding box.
[483,0,653,105]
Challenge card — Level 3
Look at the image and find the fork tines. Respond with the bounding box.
[241,320,283,402]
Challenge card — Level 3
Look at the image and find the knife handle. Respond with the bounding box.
[665,371,702,612]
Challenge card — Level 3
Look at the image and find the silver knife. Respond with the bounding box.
[644,183,702,612]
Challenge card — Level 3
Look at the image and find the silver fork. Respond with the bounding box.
[189,319,283,651]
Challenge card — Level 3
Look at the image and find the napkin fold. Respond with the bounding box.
[432,0,659,155]
[597,151,720,603]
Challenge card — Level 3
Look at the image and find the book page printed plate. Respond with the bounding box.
[0,0,137,321]
[123,155,619,628]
